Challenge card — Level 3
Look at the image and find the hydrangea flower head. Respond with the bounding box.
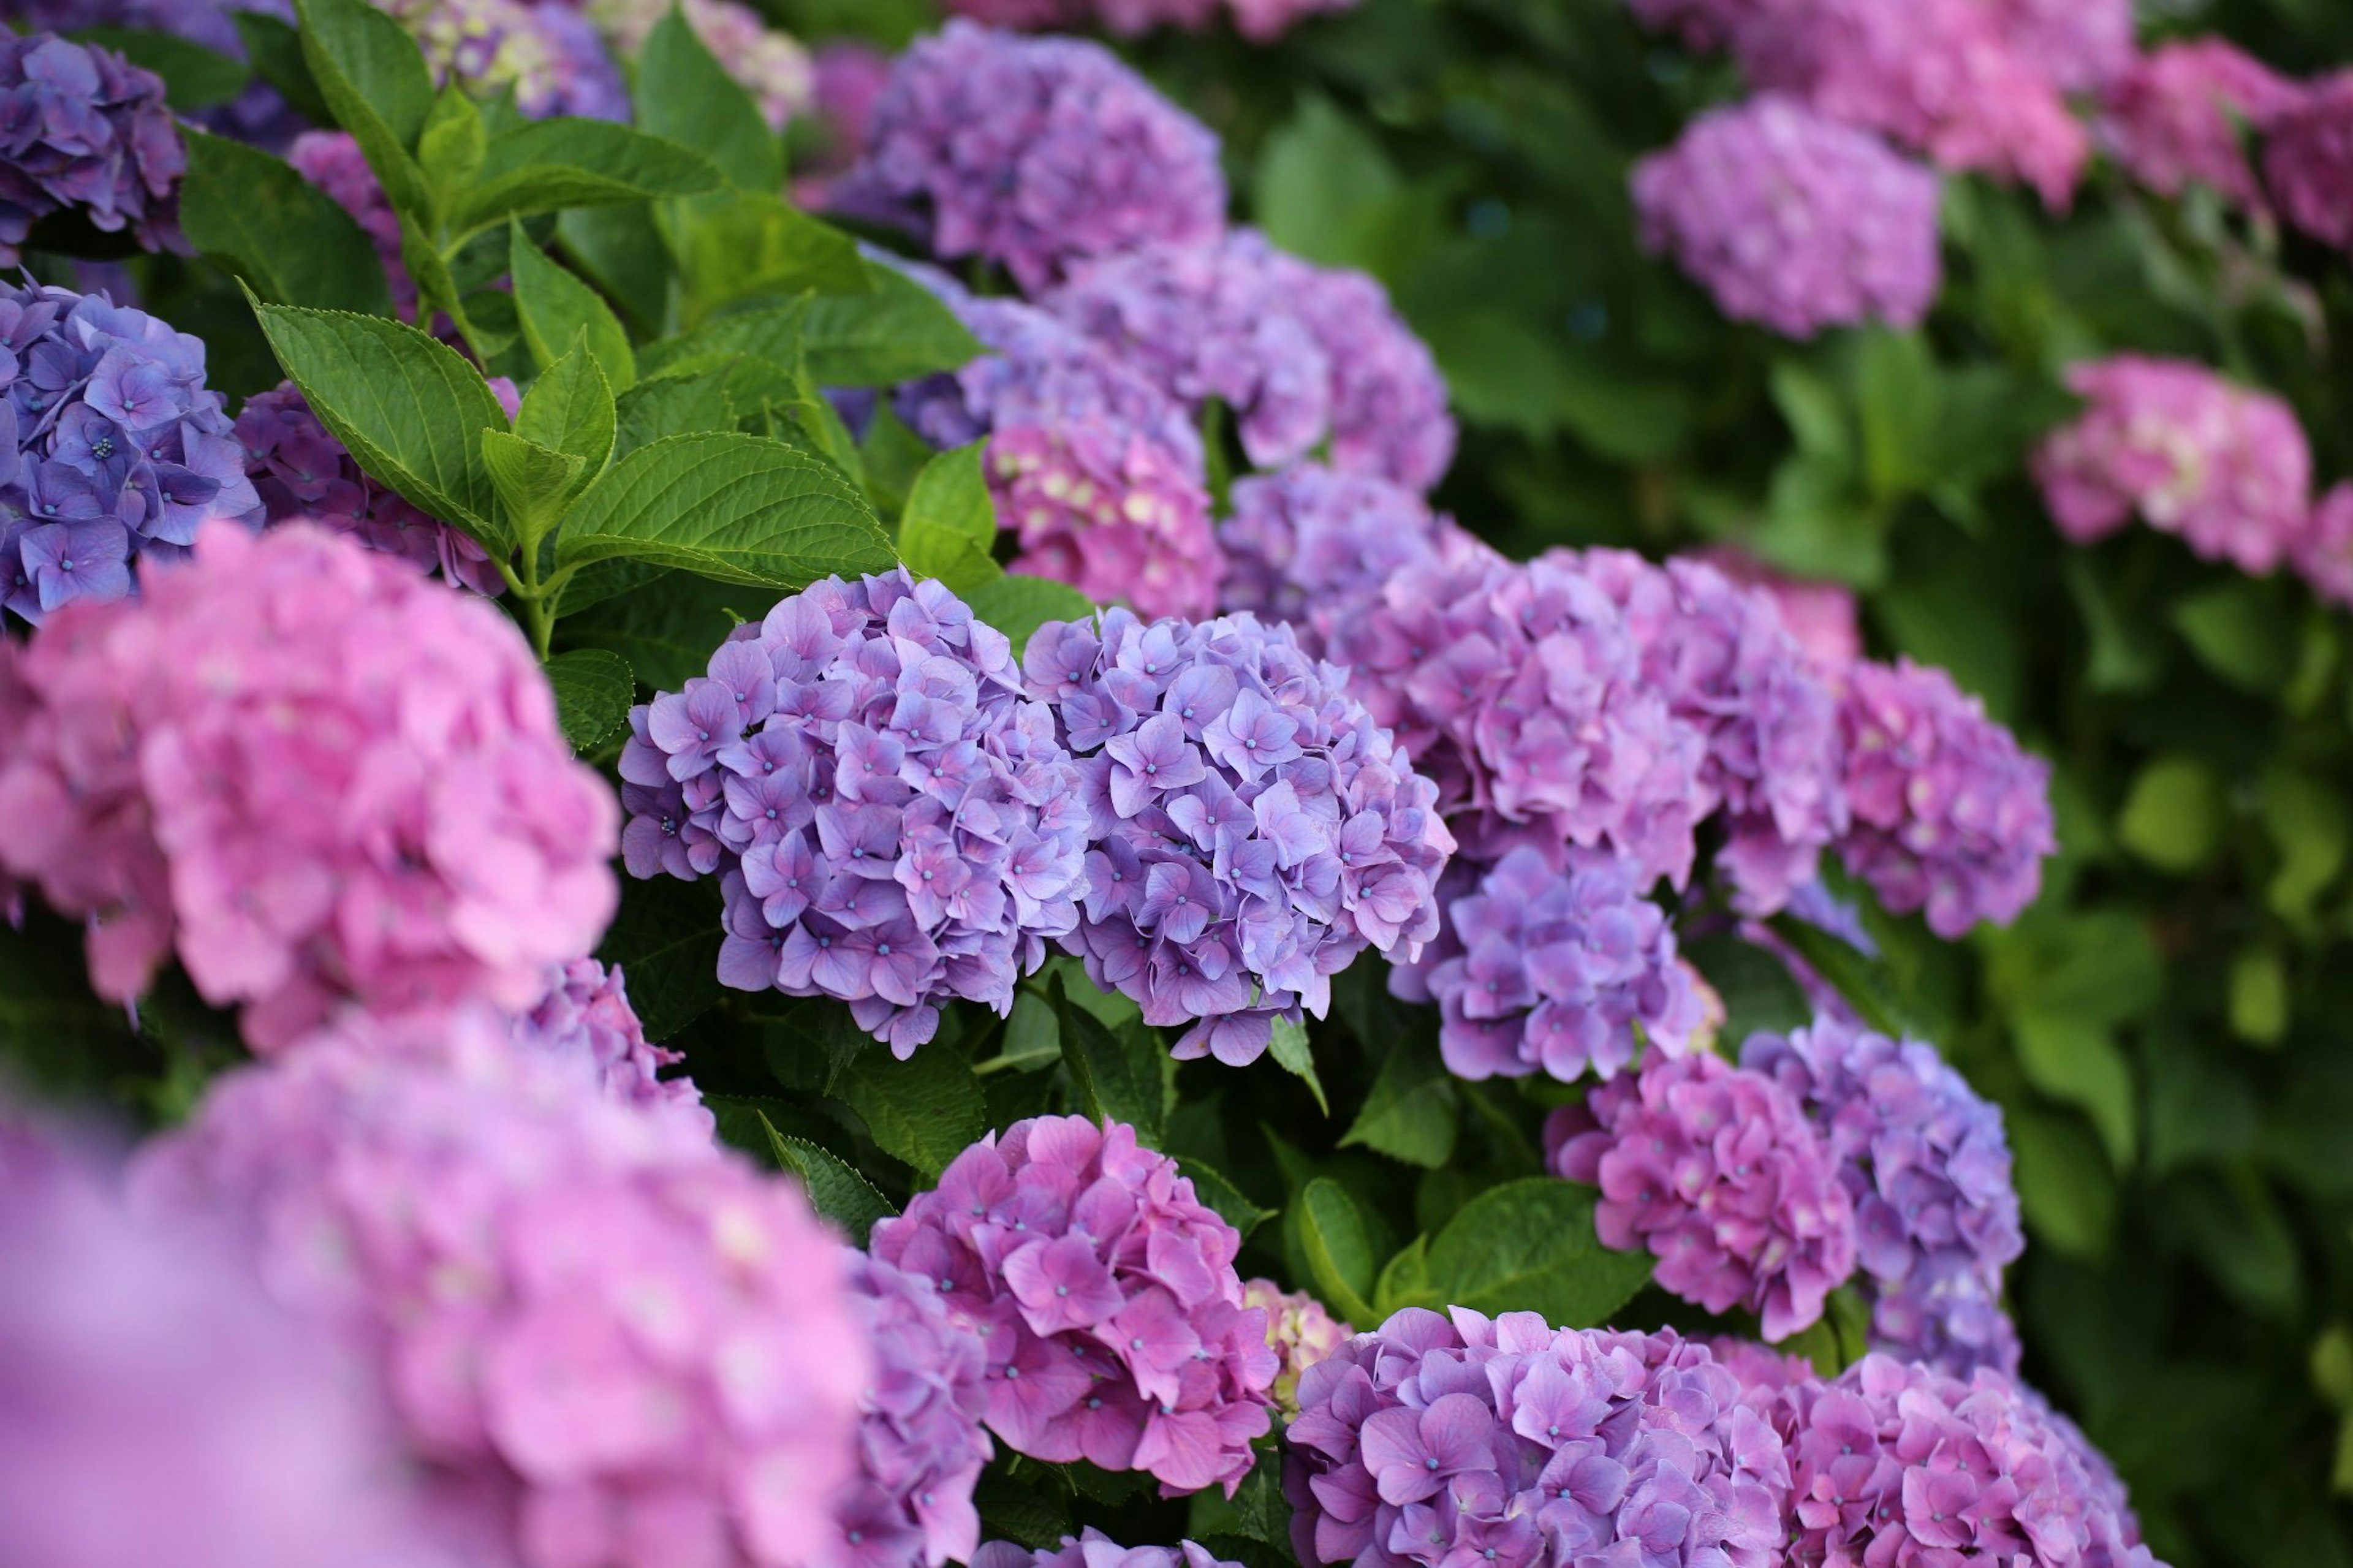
[1025,607,1455,1064]
[0,521,617,1049]
[1216,462,1479,642]
[1283,1308,1791,1568]
[941,0,1356,43]
[1836,658,2055,939]
[1549,1050,1857,1339]
[1980,0,2134,96]
[519,957,714,1138]
[586,0,813,129]
[12,0,301,145]
[2097,40,2302,211]
[0,278,263,624]
[832,1250,996,1568]
[1395,847,1704,1085]
[974,1531,1240,1568]
[1633,96,1943,339]
[853,21,1227,292]
[1324,550,1707,887]
[287,131,415,319]
[2263,72,2353,251]
[0,33,184,268]
[1273,252,1455,493]
[1245,1279,1351,1414]
[2295,482,2353,610]
[868,1115,1277,1496]
[377,0,628,119]
[1743,1016,2024,1376]
[620,569,1088,1055]
[1691,545,1863,670]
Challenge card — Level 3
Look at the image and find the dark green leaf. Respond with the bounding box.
[557,203,673,333]
[801,259,987,386]
[1767,911,1916,1038]
[898,444,1001,593]
[294,0,434,214]
[1268,1016,1330,1115]
[2009,1107,2115,1258]
[511,229,637,390]
[1681,932,1812,1048]
[70,27,248,109]
[965,574,1094,656]
[2012,1011,2136,1168]
[612,368,741,460]
[758,1114,898,1243]
[1425,1178,1654,1328]
[635,6,781,192]
[974,1474,1071,1551]
[2173,580,2297,692]
[1180,1157,1273,1241]
[837,1041,987,1180]
[1375,1233,1439,1317]
[233,12,332,126]
[179,130,394,317]
[1341,1040,1458,1168]
[447,119,724,236]
[541,647,632,754]
[1297,1176,1379,1324]
[557,570,759,689]
[596,874,725,1040]
[1054,972,1165,1145]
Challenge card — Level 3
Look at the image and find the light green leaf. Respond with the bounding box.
[2116,755,2224,875]
[1268,1016,1330,1115]
[447,119,724,237]
[2263,769,2347,926]
[511,228,637,390]
[1255,93,1401,271]
[294,0,433,214]
[417,83,487,196]
[2012,1010,2136,1168]
[898,444,1001,593]
[541,647,632,753]
[612,367,740,460]
[1769,360,1852,469]
[1374,1234,1440,1317]
[637,298,808,381]
[837,1042,986,1180]
[673,191,868,317]
[1854,327,1941,502]
[758,1114,898,1243]
[595,874,725,1040]
[1297,1178,1379,1325]
[2229,947,2289,1047]
[1341,1042,1457,1168]
[178,130,393,317]
[70,26,248,109]
[553,431,895,588]
[483,428,585,554]
[802,259,987,386]
[1053,972,1165,1145]
[1426,1178,1655,1328]
[965,574,1094,657]
[635,6,780,192]
[515,336,616,480]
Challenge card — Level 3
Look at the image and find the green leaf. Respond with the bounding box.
[801,259,987,386]
[613,368,740,460]
[673,192,868,317]
[637,298,809,381]
[1267,1016,1330,1115]
[895,444,1001,593]
[1425,1178,1655,1328]
[2012,1011,2136,1168]
[635,6,781,192]
[595,874,725,1040]
[553,431,895,588]
[2008,1107,2116,1258]
[417,83,487,196]
[510,229,637,390]
[178,131,394,317]
[2116,755,2225,875]
[965,574,1094,657]
[1181,1158,1272,1241]
[483,428,586,550]
[987,990,1063,1075]
[232,12,332,126]
[1053,972,1165,1145]
[515,336,616,480]
[1255,93,1402,271]
[446,119,724,237]
[2262,769,2347,927]
[1854,327,1941,502]
[1341,1042,1458,1168]
[2173,580,2297,692]
[2229,946,2289,1046]
[1680,931,1811,1047]
[1767,911,1915,1037]
[1297,1177,1379,1325]
[70,27,248,109]
[294,0,434,215]
[757,1114,898,1243]
[557,203,673,334]
[1375,1233,1440,1317]
[556,572,757,689]
[249,299,511,546]
[1769,360,1852,469]
[837,1042,987,1180]
[540,648,633,753]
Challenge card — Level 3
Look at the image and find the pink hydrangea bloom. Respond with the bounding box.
[2097,40,2302,210]
[796,41,895,206]
[1978,0,2134,96]
[2295,482,2353,610]
[868,1115,1278,1496]
[134,1020,869,1568]
[2033,354,2313,573]
[1705,1336,1819,1404]
[0,522,618,1050]
[942,0,1354,39]
[288,131,412,317]
[1548,1049,1859,1341]
[1633,96,1943,339]
[518,958,714,1138]
[1836,658,2055,939]
[1243,1279,1350,1415]
[2264,71,2353,251]
[1691,545,1863,670]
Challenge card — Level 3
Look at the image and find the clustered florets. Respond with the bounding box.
[0,33,184,268]
[868,1115,1277,1496]
[0,279,262,624]
[1025,608,1455,1064]
[1215,463,1474,639]
[974,1531,1240,1568]
[2263,73,2353,252]
[586,0,813,128]
[518,958,714,1140]
[1283,1308,1792,1568]
[942,0,1357,42]
[377,0,629,121]
[2096,40,2302,213]
[621,570,1089,1056]
[1245,1278,1351,1414]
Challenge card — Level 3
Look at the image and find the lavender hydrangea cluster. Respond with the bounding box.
[833,1250,995,1568]
[1585,549,1849,914]
[287,132,415,319]
[1745,1017,2024,1376]
[0,34,184,270]
[236,381,504,594]
[868,1115,1278,1496]
[1324,551,1705,887]
[974,1532,1240,1568]
[1632,96,1942,339]
[586,0,813,129]
[1215,463,1476,638]
[1773,1355,2157,1568]
[378,0,629,121]
[2034,354,2315,574]
[1691,545,1863,672]
[12,0,301,148]
[1548,1048,1859,1340]
[134,1020,870,1568]
[0,523,618,1051]
[852,21,1227,292]
[945,0,1357,40]
[1278,257,1456,494]
[2261,73,2353,252]
[518,958,713,1140]
[1023,608,1455,1065]
[1836,658,2057,941]
[2097,40,2303,212]
[0,279,263,624]
[620,570,1088,1056]
[1281,1308,1791,1568]
[1395,846,1704,1085]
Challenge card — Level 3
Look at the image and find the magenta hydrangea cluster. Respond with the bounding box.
[287,132,415,319]
[1324,550,1705,886]
[1773,1355,2155,1568]
[1216,463,1477,637]
[586,0,812,129]
[868,1115,1278,1496]
[379,0,629,121]
[1548,1049,1857,1340]
[2035,354,2314,574]
[1282,1307,1792,1568]
[833,1249,996,1568]
[0,279,263,624]
[1024,608,1455,1064]
[1744,1017,2025,1377]
[2097,40,2303,212]
[897,278,1222,619]
[1981,0,2135,96]
[974,1531,1240,1568]
[620,569,1088,1056]
[1836,659,2056,941]
[0,33,184,269]
[236,381,504,594]
[2261,72,2353,251]
[0,522,618,1050]
[1632,96,1943,339]
[945,0,1356,40]
[0,1113,475,1568]
[2296,482,2353,610]
[518,958,714,1140]
[1245,1278,1351,1414]
[1396,846,1703,1085]
[852,21,1227,293]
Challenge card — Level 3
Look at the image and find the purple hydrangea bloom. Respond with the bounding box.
[518,957,715,1140]
[1742,1016,2025,1377]
[1583,548,1849,914]
[1632,96,1942,339]
[1024,607,1455,1064]
[1277,252,1455,493]
[379,0,629,121]
[832,1249,996,1568]
[287,132,415,319]
[1324,551,1708,889]
[1394,846,1704,1085]
[0,279,263,624]
[1773,1354,2161,1568]
[2097,40,2302,212]
[11,0,301,146]
[944,0,1355,40]
[1282,1307,1792,1568]
[0,33,184,269]
[2264,72,2353,252]
[973,1531,1238,1568]
[1836,658,2056,939]
[1547,1048,1859,1341]
[868,1115,1278,1496]
[852,21,1227,293]
[1216,462,1476,637]
[620,570,1089,1056]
